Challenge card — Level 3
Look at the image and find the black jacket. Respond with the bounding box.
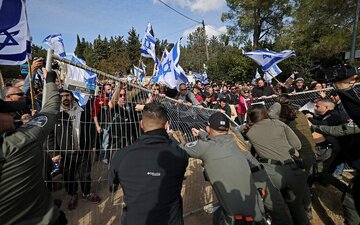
[48,103,95,154]
[252,86,275,98]
[109,129,188,225]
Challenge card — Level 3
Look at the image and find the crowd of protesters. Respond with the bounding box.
[1,58,360,225]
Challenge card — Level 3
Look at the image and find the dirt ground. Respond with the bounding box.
[51,159,349,225]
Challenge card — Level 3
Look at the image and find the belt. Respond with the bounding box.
[250,164,264,173]
[257,157,294,166]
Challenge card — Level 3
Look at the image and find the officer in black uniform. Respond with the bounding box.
[109,102,188,225]
[0,71,64,225]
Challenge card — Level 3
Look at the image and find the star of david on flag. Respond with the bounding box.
[244,49,295,71]
[152,49,169,83]
[140,23,157,63]
[43,34,66,57]
[0,0,31,65]
[159,41,188,89]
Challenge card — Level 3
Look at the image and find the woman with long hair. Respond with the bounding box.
[245,104,311,225]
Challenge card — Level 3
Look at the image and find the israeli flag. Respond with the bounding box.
[140,23,157,63]
[264,64,282,82]
[152,49,168,83]
[141,61,147,75]
[244,49,295,71]
[133,65,144,83]
[66,54,97,106]
[252,69,262,85]
[255,69,261,79]
[192,71,208,85]
[160,41,188,89]
[0,0,31,65]
[43,33,66,57]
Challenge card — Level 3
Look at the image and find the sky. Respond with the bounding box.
[27,0,229,53]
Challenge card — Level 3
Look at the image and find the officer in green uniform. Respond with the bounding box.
[0,71,62,225]
[179,112,266,225]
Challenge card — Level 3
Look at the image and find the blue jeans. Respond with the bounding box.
[100,126,110,161]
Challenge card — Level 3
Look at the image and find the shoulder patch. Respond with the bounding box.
[27,115,48,127]
[185,140,198,148]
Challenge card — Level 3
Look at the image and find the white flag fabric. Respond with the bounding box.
[159,41,188,89]
[140,23,157,63]
[141,61,147,75]
[133,64,144,83]
[0,0,31,65]
[255,69,261,79]
[264,64,282,82]
[244,49,295,71]
[66,54,97,106]
[43,34,66,57]
[152,49,168,83]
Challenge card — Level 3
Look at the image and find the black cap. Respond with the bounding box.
[0,99,28,113]
[209,112,230,131]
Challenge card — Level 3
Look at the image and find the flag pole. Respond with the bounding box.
[0,68,4,99]
[27,59,35,111]
[42,48,54,107]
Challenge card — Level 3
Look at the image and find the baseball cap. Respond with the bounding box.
[208,112,230,131]
[0,99,28,113]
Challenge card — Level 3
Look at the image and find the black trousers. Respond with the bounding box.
[61,152,92,196]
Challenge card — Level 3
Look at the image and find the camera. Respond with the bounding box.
[310,62,358,83]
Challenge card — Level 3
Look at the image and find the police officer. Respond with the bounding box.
[245,104,311,225]
[0,71,64,225]
[109,102,188,225]
[179,112,266,225]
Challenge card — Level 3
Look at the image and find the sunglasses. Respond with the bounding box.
[7,92,24,97]
[119,94,126,98]
[154,88,159,91]
[180,89,187,91]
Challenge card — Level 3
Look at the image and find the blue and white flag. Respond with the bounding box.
[140,23,157,63]
[192,71,209,85]
[133,65,144,83]
[152,49,168,83]
[141,61,147,75]
[255,69,261,79]
[43,33,66,57]
[264,64,282,82]
[244,49,295,71]
[65,54,97,106]
[0,0,31,65]
[159,41,188,89]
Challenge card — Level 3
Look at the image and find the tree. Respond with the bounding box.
[222,0,293,49]
[126,27,141,67]
[74,35,86,59]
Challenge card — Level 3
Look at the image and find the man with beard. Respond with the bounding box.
[92,83,112,164]
[48,89,101,210]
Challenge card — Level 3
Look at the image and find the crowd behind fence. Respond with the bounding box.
[40,55,360,222]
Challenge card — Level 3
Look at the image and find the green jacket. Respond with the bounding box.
[0,81,60,225]
[180,132,264,222]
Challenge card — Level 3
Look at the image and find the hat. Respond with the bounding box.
[208,112,230,131]
[0,99,28,113]
[295,77,304,82]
